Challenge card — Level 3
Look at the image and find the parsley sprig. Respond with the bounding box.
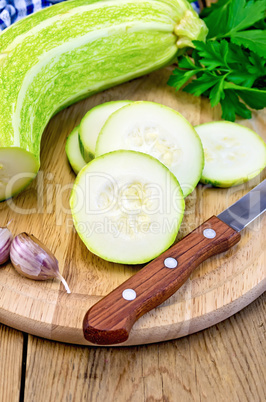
[168,0,266,121]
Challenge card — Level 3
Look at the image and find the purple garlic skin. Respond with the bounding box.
[10,233,71,293]
[10,233,59,280]
[0,227,13,265]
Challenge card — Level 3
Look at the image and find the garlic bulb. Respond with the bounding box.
[10,233,71,293]
[0,227,13,265]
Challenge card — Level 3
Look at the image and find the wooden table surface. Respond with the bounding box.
[1,1,265,400]
[0,86,265,402]
[0,293,265,401]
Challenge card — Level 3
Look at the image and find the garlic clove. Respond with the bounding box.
[10,233,71,294]
[0,227,13,265]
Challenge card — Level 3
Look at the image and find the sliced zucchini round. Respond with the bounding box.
[79,100,132,162]
[195,121,266,187]
[70,150,185,264]
[65,127,87,175]
[95,101,204,197]
[0,148,38,201]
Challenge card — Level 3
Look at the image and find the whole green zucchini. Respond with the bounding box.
[0,0,207,201]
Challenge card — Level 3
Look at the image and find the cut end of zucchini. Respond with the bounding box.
[0,148,39,201]
[66,127,87,175]
[79,100,132,162]
[96,101,204,197]
[195,122,266,187]
[70,150,185,264]
[0,0,207,201]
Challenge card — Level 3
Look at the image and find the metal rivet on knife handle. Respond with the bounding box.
[203,228,217,239]
[83,180,266,345]
[122,289,137,301]
[83,216,241,345]
[164,257,178,268]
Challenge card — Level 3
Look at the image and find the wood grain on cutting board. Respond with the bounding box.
[0,67,265,345]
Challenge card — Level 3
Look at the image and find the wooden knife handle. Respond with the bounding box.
[83,216,241,345]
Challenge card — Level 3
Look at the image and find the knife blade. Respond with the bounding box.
[218,179,266,231]
[83,180,266,345]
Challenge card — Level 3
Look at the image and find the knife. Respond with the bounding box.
[83,180,266,345]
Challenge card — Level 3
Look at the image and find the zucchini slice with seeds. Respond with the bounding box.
[195,121,266,187]
[70,150,185,264]
[96,101,204,197]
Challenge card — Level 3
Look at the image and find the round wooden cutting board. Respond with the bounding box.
[0,67,265,346]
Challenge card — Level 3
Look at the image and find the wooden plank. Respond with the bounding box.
[24,293,265,402]
[0,67,265,346]
[83,217,242,345]
[0,324,23,402]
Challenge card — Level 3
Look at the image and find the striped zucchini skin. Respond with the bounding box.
[0,0,207,200]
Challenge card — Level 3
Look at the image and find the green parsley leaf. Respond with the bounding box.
[224,83,266,109]
[230,30,266,58]
[191,48,202,68]
[247,53,266,76]
[252,19,266,31]
[203,0,266,39]
[183,73,221,97]
[227,71,256,87]
[177,56,198,70]
[209,76,227,107]
[167,0,266,121]
[226,42,252,66]
[202,1,231,38]
[226,0,266,36]
[220,90,252,121]
[167,69,197,91]
[193,40,229,69]
[238,88,266,110]
[200,0,230,18]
